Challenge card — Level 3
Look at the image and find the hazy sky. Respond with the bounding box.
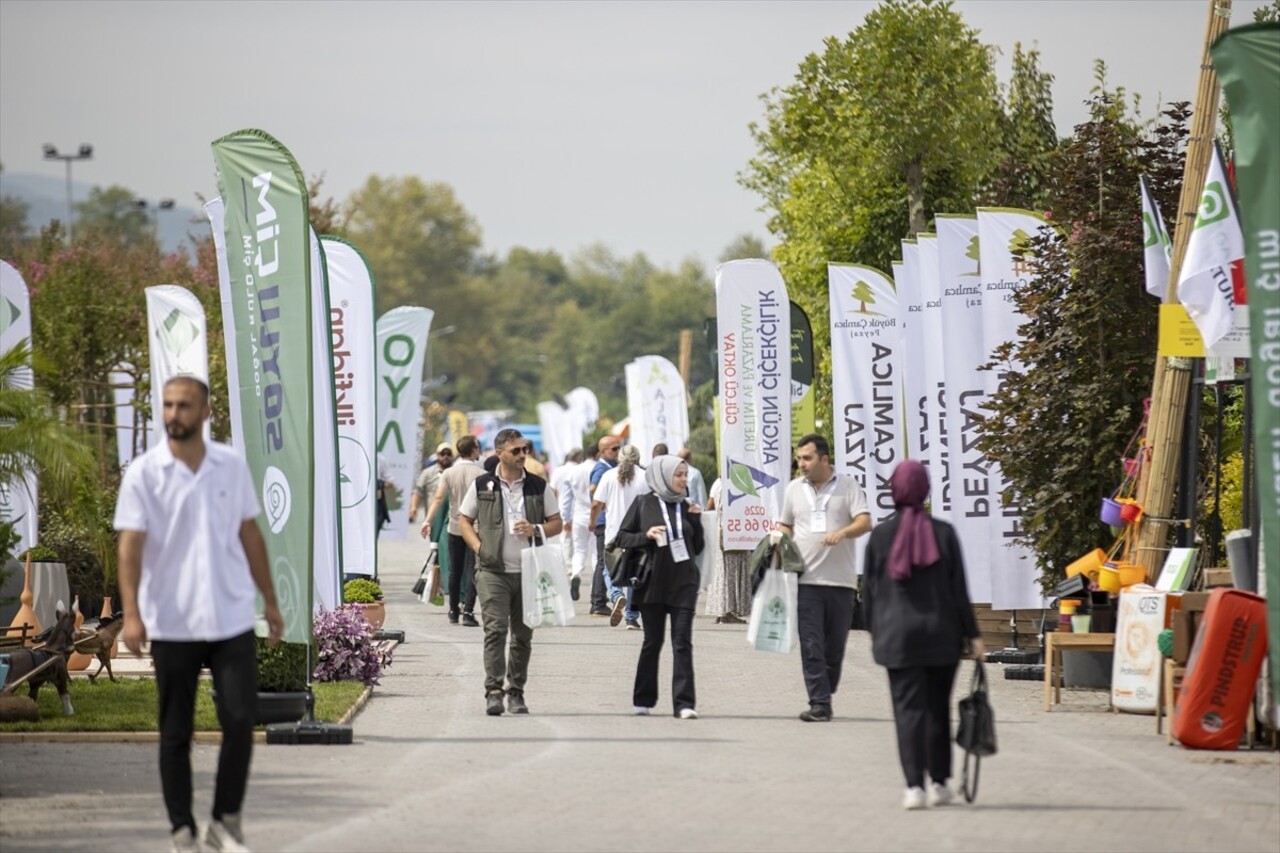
[0,0,1267,269]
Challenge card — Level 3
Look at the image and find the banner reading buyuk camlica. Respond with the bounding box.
[211,129,315,645]
[715,260,790,550]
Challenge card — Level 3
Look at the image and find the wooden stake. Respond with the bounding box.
[1134,0,1234,579]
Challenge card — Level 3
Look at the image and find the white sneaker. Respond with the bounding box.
[902,786,928,810]
[928,782,954,806]
[633,706,651,715]
[203,816,250,852]
[678,708,698,720]
[171,826,202,853]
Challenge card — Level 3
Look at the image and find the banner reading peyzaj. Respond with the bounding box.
[829,263,903,531]
[626,355,689,465]
[789,301,815,438]
[211,129,314,645]
[309,232,340,611]
[715,260,790,550]
[916,233,951,517]
[376,306,433,539]
[145,285,210,449]
[322,237,377,579]
[1212,20,1280,715]
[937,215,993,603]
[0,260,36,554]
[977,207,1052,611]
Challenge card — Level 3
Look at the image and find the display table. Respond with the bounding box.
[1043,632,1116,711]
[1156,658,1186,741]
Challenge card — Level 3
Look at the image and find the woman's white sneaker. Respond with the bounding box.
[902,786,928,810]
[633,706,651,715]
[928,782,954,806]
[678,708,699,719]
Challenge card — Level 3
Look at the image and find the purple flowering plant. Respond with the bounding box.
[312,605,393,687]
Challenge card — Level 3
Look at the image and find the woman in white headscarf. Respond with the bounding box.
[613,454,706,719]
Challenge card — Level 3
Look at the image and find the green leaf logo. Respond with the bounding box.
[728,462,760,497]
[157,309,199,356]
[1193,181,1230,229]
[0,297,21,336]
[1008,229,1032,257]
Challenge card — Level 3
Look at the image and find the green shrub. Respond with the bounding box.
[256,638,314,692]
[343,578,383,603]
[20,544,59,562]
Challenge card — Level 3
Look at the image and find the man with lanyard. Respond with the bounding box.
[588,435,621,616]
[459,428,563,716]
[777,433,872,723]
[423,434,484,626]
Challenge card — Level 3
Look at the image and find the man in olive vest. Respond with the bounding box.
[459,428,563,716]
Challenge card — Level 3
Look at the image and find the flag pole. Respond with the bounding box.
[1132,0,1234,577]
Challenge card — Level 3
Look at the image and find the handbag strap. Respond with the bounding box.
[970,660,988,694]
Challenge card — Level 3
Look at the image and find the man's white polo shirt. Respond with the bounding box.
[113,440,261,641]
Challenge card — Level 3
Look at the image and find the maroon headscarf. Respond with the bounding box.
[888,460,940,581]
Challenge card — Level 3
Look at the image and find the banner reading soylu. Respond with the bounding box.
[211,129,315,645]
[0,260,37,554]
[376,306,433,540]
[715,260,790,550]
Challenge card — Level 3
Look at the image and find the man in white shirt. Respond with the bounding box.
[568,442,600,607]
[777,433,872,723]
[114,375,283,853]
[549,448,583,598]
[409,442,455,523]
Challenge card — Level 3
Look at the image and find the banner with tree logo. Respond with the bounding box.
[937,215,993,603]
[1212,20,1280,712]
[977,207,1051,610]
[625,355,689,465]
[917,233,952,517]
[0,260,37,554]
[898,240,928,464]
[145,285,210,449]
[789,302,815,438]
[376,306,433,539]
[321,237,377,579]
[715,260,790,550]
[211,129,315,644]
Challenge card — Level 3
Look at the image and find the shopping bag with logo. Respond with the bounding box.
[521,538,575,629]
[955,661,997,803]
[745,567,798,653]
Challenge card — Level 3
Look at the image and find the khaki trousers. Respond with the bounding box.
[475,570,534,695]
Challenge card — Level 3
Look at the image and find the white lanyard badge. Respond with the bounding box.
[664,500,690,562]
[807,477,836,534]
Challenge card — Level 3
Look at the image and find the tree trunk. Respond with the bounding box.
[905,159,926,237]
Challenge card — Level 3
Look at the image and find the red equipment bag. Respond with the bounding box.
[1172,588,1268,750]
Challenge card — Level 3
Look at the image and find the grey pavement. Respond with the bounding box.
[2,527,1278,853]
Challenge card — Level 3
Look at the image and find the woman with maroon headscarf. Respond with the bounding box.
[863,459,983,811]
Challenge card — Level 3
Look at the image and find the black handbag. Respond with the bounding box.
[955,660,996,803]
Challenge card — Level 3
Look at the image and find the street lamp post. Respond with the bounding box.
[135,197,176,243]
[42,143,93,242]
[426,324,458,389]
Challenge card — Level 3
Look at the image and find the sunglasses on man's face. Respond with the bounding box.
[507,445,532,456]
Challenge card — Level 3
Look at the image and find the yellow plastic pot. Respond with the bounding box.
[1098,565,1122,594]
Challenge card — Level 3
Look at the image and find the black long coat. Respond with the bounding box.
[614,493,706,610]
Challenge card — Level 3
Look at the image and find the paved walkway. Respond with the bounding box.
[2,530,1277,852]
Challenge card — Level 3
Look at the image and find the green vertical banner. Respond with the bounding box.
[1212,22,1280,712]
[789,301,815,438]
[211,129,314,645]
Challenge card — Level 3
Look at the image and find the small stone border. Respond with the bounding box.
[0,685,374,745]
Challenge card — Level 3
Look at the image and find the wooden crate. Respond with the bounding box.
[973,603,1048,650]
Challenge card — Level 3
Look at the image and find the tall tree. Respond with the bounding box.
[74,185,154,247]
[984,43,1060,209]
[0,164,30,257]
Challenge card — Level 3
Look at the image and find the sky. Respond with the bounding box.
[0,0,1269,270]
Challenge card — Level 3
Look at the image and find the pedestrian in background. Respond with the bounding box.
[862,459,983,811]
[592,444,648,629]
[613,454,705,718]
[424,435,484,626]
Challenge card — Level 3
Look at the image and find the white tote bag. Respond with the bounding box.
[746,568,799,654]
[521,540,575,629]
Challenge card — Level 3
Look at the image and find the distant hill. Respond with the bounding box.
[0,171,205,254]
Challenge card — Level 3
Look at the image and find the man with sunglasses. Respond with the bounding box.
[459,428,563,716]
[409,442,455,524]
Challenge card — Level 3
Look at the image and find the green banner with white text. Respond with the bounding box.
[211,129,314,645]
[1212,22,1280,710]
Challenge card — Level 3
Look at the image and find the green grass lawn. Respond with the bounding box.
[0,678,367,733]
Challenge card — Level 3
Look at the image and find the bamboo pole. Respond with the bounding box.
[1134,0,1234,578]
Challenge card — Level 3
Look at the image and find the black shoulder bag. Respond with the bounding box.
[954,660,997,803]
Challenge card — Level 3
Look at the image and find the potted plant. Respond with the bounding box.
[343,578,386,629]
[313,607,393,687]
[251,638,315,724]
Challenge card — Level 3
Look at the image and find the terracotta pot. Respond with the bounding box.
[100,596,119,659]
[354,601,386,630]
[9,554,41,645]
[67,595,91,671]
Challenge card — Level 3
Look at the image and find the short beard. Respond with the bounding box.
[165,421,199,441]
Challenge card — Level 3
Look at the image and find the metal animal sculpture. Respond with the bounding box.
[72,612,125,683]
[1,603,76,715]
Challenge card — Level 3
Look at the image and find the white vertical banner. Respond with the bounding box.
[1140,175,1173,299]
[714,260,790,550]
[916,233,951,518]
[625,355,689,464]
[536,400,574,467]
[145,285,210,449]
[937,215,993,603]
[0,260,36,553]
[310,233,340,608]
[321,237,377,581]
[564,386,599,448]
[111,364,146,466]
[897,241,927,464]
[978,207,1051,610]
[828,263,904,542]
[376,306,433,540]
[1177,143,1246,349]
[204,198,243,448]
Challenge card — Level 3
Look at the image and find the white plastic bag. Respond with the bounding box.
[419,558,438,604]
[522,541,575,629]
[746,568,799,653]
